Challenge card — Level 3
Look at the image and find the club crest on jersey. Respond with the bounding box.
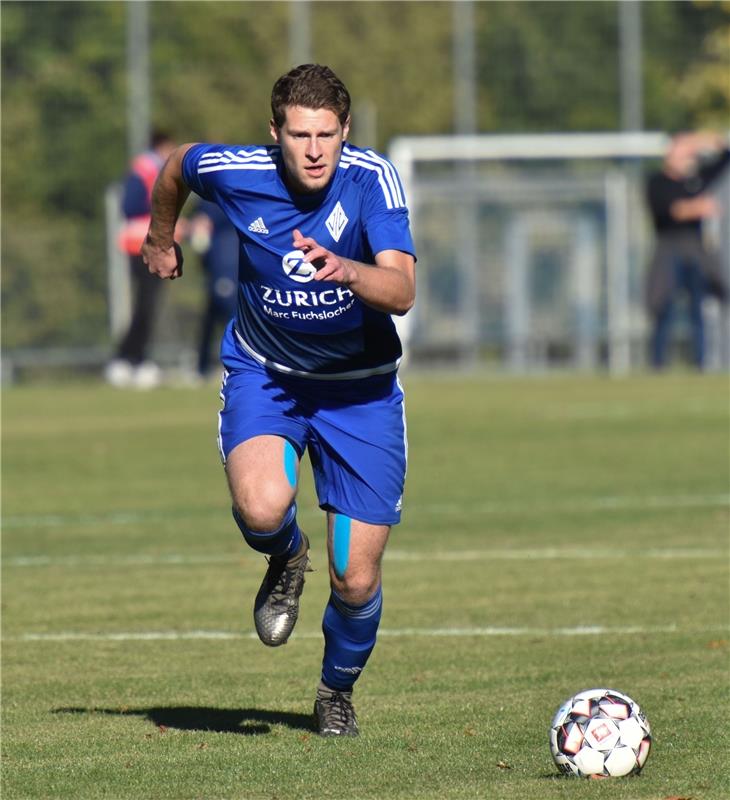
[282,249,316,283]
[325,201,349,242]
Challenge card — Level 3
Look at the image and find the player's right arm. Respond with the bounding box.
[142,143,196,279]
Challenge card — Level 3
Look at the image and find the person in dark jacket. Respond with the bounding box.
[646,131,730,369]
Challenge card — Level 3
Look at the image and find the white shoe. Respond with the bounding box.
[132,361,163,390]
[104,359,134,388]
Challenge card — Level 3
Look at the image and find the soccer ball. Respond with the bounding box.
[549,688,651,778]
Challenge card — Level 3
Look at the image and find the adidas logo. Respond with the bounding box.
[248,217,269,235]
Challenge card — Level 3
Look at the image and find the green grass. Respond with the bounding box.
[2,372,729,799]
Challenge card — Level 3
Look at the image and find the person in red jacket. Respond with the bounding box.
[105,131,177,388]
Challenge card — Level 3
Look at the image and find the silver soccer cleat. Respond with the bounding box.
[253,533,311,647]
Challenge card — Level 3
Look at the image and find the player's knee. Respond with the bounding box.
[232,489,292,533]
[332,571,379,607]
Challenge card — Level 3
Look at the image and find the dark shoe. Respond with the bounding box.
[314,682,360,737]
[253,533,310,647]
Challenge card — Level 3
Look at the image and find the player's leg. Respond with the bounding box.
[218,330,312,646]
[226,435,300,551]
[324,516,389,684]
[306,372,407,736]
[225,435,311,647]
[225,436,312,647]
[314,516,389,736]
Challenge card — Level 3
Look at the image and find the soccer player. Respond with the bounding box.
[142,64,416,737]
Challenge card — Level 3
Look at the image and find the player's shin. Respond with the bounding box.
[321,585,383,691]
[232,503,302,558]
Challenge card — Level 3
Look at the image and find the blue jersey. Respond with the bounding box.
[182,142,415,379]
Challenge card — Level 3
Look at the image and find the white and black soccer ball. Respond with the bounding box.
[549,688,651,778]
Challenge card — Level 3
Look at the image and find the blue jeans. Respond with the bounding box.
[650,258,707,369]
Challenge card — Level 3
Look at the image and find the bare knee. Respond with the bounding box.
[233,500,289,532]
[225,437,297,532]
[232,483,292,532]
[332,570,380,606]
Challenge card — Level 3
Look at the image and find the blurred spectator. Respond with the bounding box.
[189,200,239,378]
[105,131,177,388]
[645,131,730,369]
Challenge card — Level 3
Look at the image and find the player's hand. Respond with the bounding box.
[142,235,184,280]
[292,228,356,285]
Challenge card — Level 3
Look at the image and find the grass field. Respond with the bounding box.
[2,372,729,800]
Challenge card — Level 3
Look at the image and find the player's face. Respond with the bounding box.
[271,106,350,195]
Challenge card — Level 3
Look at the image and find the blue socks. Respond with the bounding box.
[232,503,302,559]
[235,502,383,692]
[321,585,383,691]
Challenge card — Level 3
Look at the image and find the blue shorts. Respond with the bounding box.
[218,323,407,526]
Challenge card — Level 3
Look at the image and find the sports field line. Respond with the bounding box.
[3,492,728,530]
[6,623,729,644]
[3,546,726,569]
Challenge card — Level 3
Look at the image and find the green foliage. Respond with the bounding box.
[2,1,728,350]
[2,373,729,798]
[150,2,290,143]
[2,1,127,349]
[477,2,621,132]
[2,213,108,348]
[678,17,730,129]
[322,2,456,141]
[643,0,730,131]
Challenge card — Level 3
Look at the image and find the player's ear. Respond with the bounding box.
[342,115,351,141]
[270,119,281,143]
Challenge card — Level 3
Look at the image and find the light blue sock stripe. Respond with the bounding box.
[283,440,298,489]
[333,514,351,579]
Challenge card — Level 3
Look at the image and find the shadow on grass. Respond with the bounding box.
[53,705,314,735]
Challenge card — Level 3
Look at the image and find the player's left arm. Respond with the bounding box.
[292,229,415,316]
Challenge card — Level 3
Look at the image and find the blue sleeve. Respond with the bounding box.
[122,173,150,218]
[360,164,416,260]
[364,207,416,260]
[182,143,229,201]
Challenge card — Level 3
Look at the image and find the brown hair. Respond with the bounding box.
[271,64,351,128]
